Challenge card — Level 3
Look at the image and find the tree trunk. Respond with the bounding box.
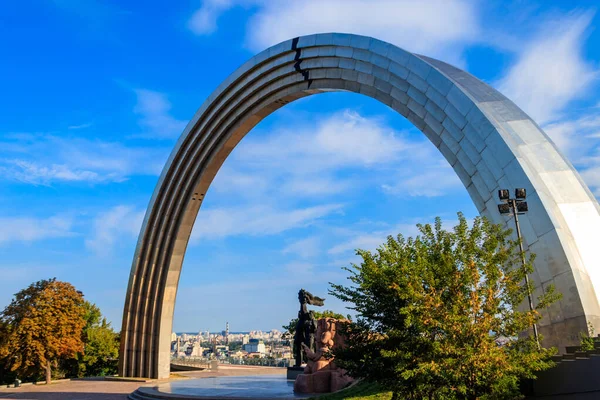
[45,360,52,385]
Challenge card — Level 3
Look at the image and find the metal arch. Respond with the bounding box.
[119,33,600,378]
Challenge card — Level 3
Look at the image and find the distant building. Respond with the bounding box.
[190,344,204,357]
[171,332,177,342]
[243,339,265,354]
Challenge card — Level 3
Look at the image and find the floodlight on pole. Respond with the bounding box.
[517,202,528,213]
[498,188,540,349]
[498,203,511,214]
[498,189,510,201]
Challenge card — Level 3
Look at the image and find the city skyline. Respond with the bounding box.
[1,1,600,332]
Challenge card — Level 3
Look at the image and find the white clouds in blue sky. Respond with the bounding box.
[133,89,188,139]
[0,215,74,245]
[189,0,479,65]
[1,0,599,331]
[498,11,598,124]
[0,133,167,185]
[188,0,234,35]
[85,205,145,256]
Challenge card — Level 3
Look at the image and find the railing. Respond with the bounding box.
[221,357,291,368]
[170,356,292,368]
[170,356,212,368]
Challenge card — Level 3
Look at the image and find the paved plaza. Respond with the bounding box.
[0,366,286,400]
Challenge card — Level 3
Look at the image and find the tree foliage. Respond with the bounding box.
[61,301,119,377]
[579,322,596,352]
[330,214,560,400]
[0,278,86,384]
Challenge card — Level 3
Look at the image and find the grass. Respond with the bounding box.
[312,381,393,399]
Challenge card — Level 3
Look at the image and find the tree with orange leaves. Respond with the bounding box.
[330,213,561,400]
[0,278,86,384]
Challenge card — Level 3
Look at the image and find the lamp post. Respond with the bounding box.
[498,188,540,349]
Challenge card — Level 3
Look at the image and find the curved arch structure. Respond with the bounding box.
[119,33,600,378]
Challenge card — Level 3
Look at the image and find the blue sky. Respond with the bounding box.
[1,0,599,332]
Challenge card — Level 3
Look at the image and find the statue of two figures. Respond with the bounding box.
[291,289,354,394]
[293,289,324,367]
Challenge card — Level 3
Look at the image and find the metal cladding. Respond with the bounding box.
[119,33,600,379]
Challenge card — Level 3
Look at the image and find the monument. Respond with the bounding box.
[285,289,354,393]
[294,317,354,394]
[287,289,325,380]
[294,289,324,366]
[119,32,600,379]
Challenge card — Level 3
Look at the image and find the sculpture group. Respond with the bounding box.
[293,289,324,367]
[291,289,354,394]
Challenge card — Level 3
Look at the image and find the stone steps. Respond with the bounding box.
[553,336,600,362]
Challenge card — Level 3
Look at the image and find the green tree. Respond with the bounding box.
[0,278,86,384]
[61,301,120,377]
[579,323,596,352]
[330,214,560,400]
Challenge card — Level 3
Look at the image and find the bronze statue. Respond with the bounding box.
[293,289,324,367]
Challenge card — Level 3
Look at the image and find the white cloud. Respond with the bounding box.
[248,0,477,60]
[328,217,464,255]
[188,0,234,35]
[211,110,406,201]
[312,110,407,165]
[282,236,321,259]
[543,114,600,158]
[191,203,342,240]
[328,233,390,255]
[85,205,145,255]
[381,160,462,197]
[281,261,316,279]
[3,160,104,185]
[0,215,74,245]
[536,110,600,195]
[236,110,408,170]
[0,134,168,185]
[497,12,598,124]
[188,0,478,64]
[327,224,419,255]
[186,109,465,244]
[279,176,352,197]
[216,109,461,200]
[580,167,600,195]
[209,166,271,195]
[133,89,187,138]
[68,122,93,130]
[575,125,600,195]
